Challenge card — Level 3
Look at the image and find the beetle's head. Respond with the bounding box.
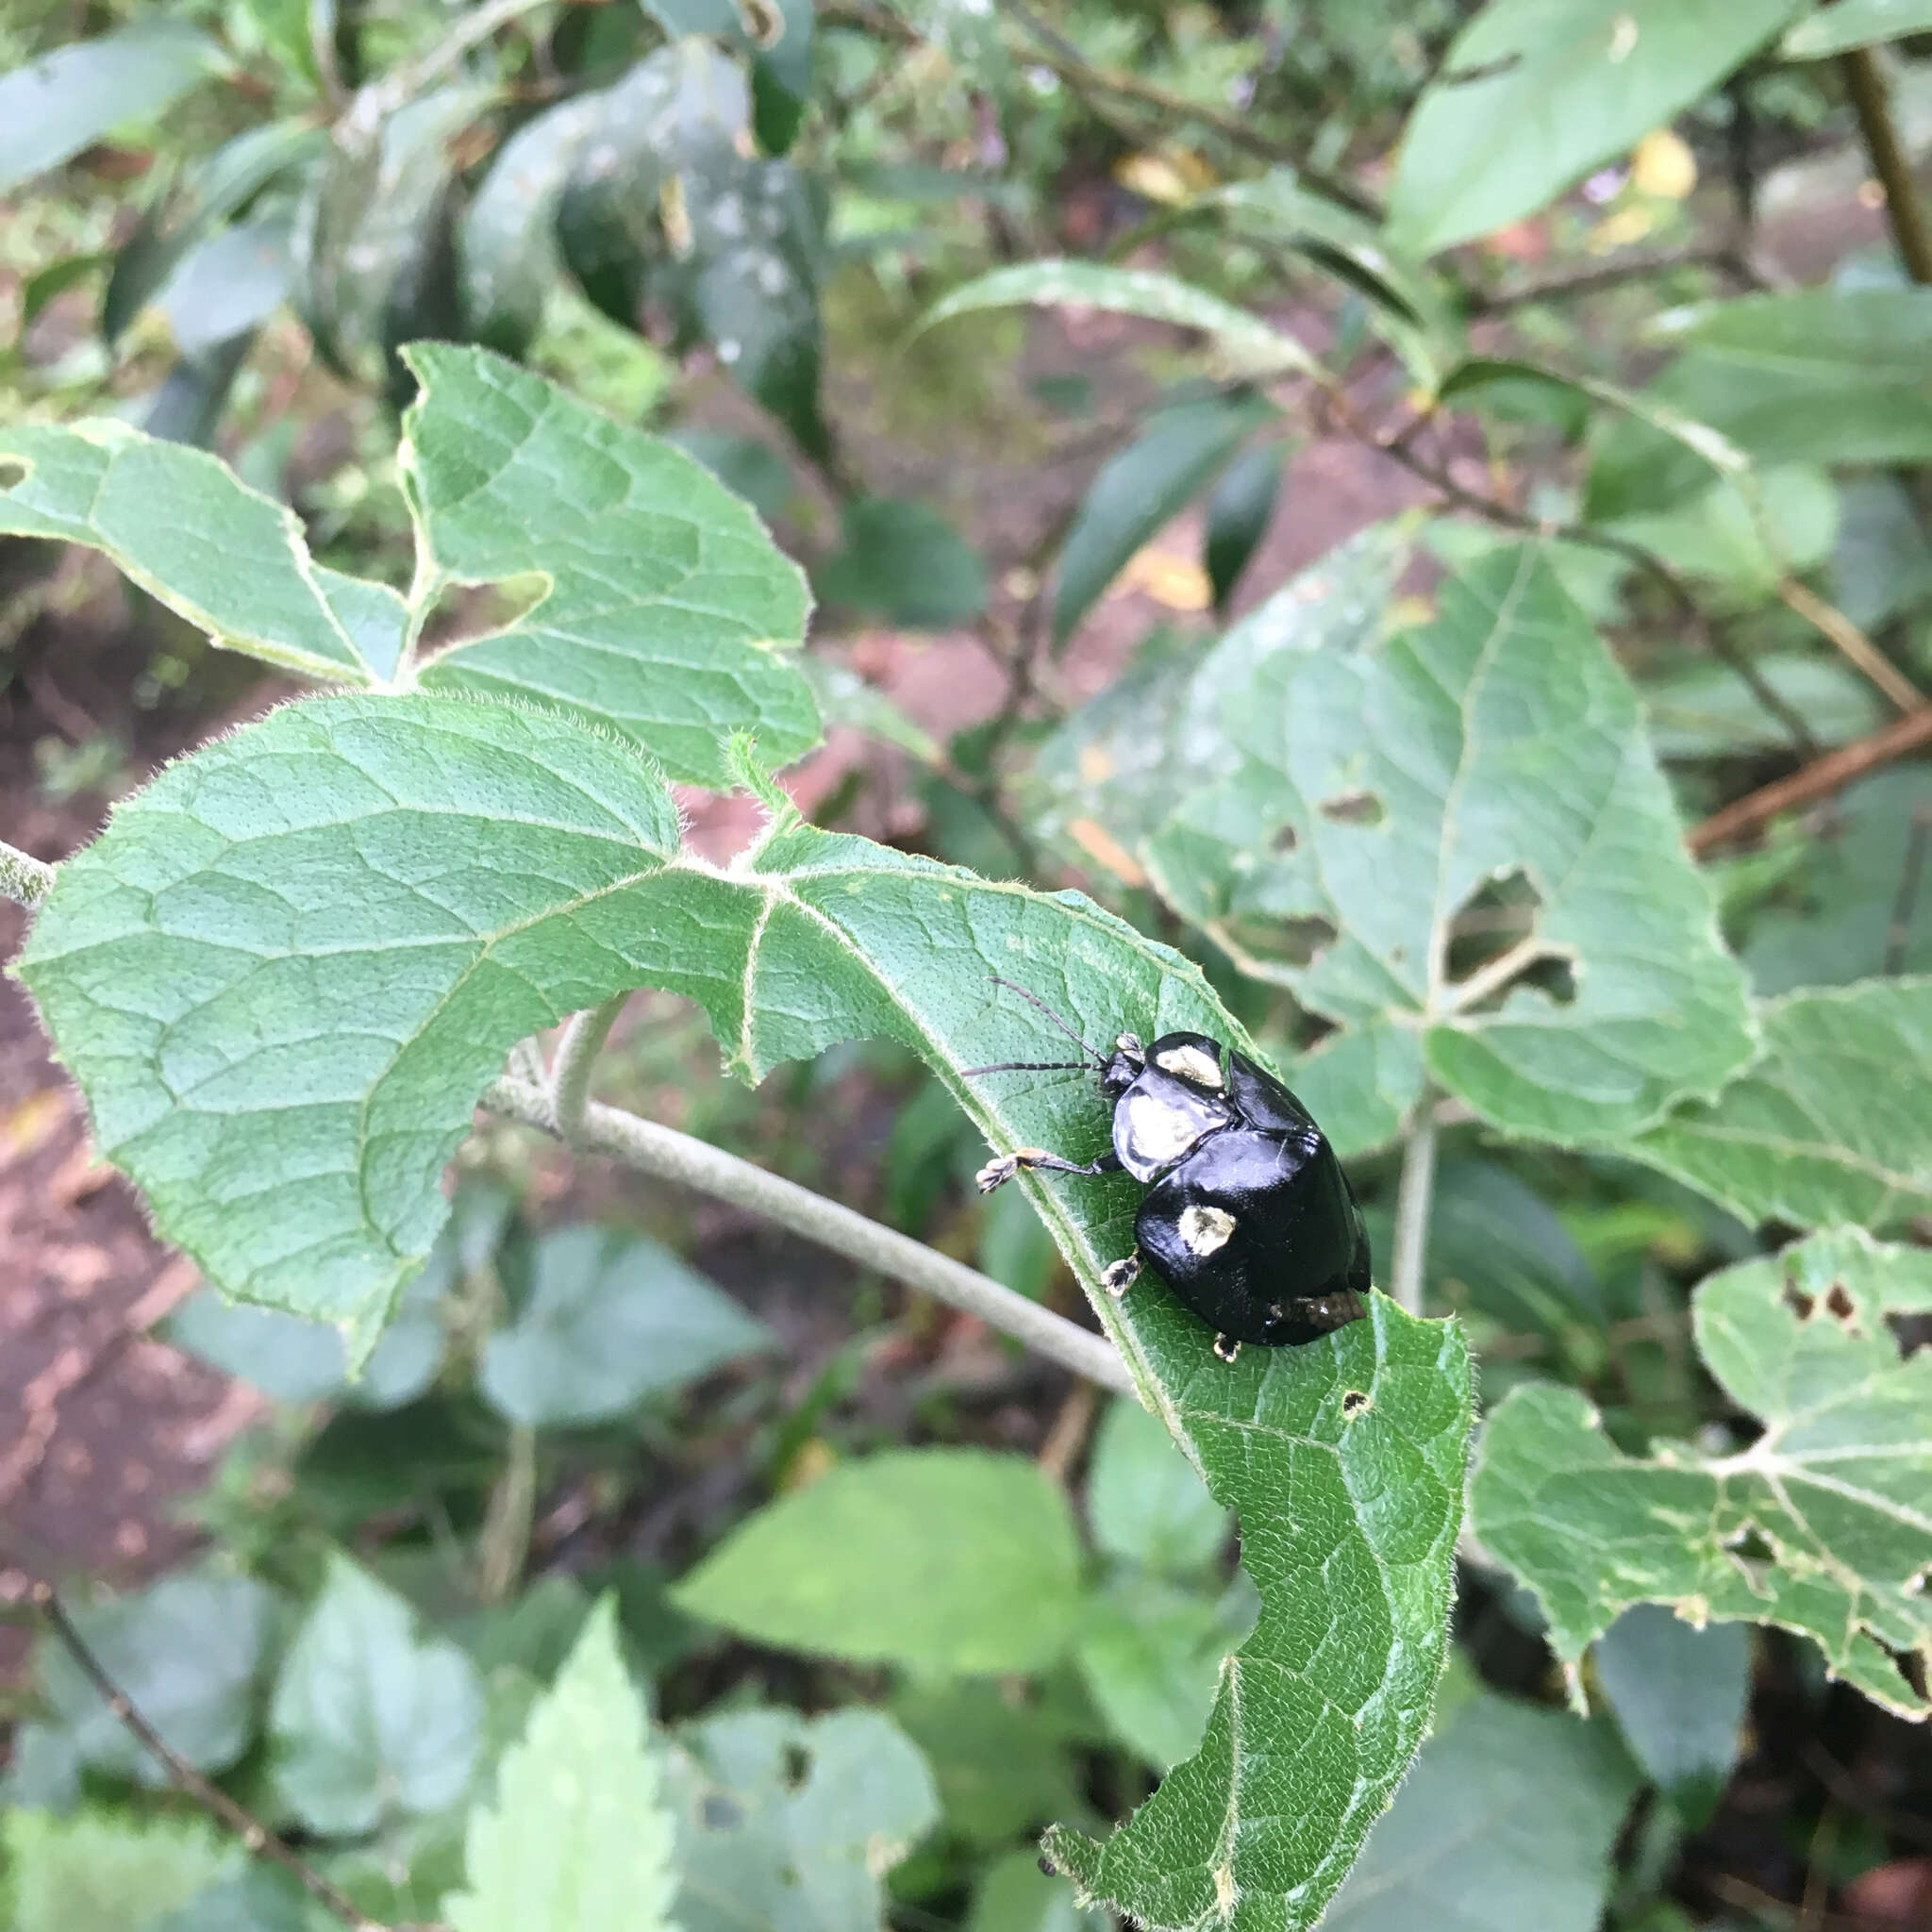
[1100,1033,1144,1097]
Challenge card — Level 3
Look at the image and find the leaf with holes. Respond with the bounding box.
[18,678,1471,1927]
[1629,979,1932,1231]
[0,342,816,785]
[665,1707,939,1932]
[1142,536,1756,1143]
[1473,1227,1932,1719]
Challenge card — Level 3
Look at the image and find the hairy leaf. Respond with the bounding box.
[1319,1687,1639,1932]
[1473,1227,1932,1717]
[445,1599,675,1932]
[923,262,1320,379]
[1630,979,1932,1230]
[1145,538,1755,1143]
[1,1808,233,1932]
[21,683,1471,1926]
[666,1707,939,1932]
[1388,0,1801,257]
[673,1449,1083,1674]
[271,1555,483,1834]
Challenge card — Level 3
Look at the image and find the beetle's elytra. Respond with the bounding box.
[967,980,1370,1361]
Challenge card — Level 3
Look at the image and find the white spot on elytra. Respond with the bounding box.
[1157,1043,1223,1090]
[1177,1205,1236,1257]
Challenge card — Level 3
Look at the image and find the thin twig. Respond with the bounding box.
[357,0,552,124]
[1,839,56,908]
[481,1073,1137,1394]
[29,1583,400,1932]
[1841,46,1932,285]
[1389,1103,1439,1317]
[1687,703,1932,853]
[1462,245,1744,316]
[1886,804,1932,972]
[1775,575,1925,715]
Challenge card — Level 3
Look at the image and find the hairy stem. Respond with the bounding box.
[1390,1103,1440,1318]
[481,1073,1136,1395]
[478,1423,538,1605]
[1,839,55,908]
[550,993,626,1143]
[29,1584,401,1932]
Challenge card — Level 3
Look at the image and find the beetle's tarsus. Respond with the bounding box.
[1101,1253,1141,1299]
[974,1146,1119,1195]
[1212,1334,1241,1363]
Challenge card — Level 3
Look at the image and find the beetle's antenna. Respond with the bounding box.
[960,1058,1091,1078]
[985,975,1106,1064]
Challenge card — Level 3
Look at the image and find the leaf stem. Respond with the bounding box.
[550,993,626,1144]
[1390,1101,1439,1317]
[481,1073,1137,1394]
[27,1583,398,1932]
[478,1423,539,1604]
[0,839,55,908]
[1841,47,1932,286]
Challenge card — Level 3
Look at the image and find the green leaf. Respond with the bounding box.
[1591,1604,1749,1823]
[1145,538,1757,1143]
[1087,1395,1230,1577]
[1588,290,1932,517]
[673,1449,1083,1674]
[665,1707,940,1932]
[0,419,403,685]
[1074,1574,1250,1771]
[891,1684,1085,1846]
[1630,980,1932,1230]
[148,1869,312,1932]
[1473,1226,1932,1718]
[479,1224,772,1425]
[1641,653,1884,761]
[1602,464,1838,600]
[1318,1687,1640,1932]
[444,1598,675,1932]
[408,342,818,783]
[271,1555,483,1835]
[922,262,1320,380]
[1781,0,1932,58]
[152,214,294,358]
[1054,396,1275,645]
[1831,475,1932,630]
[799,657,943,764]
[1738,770,1932,992]
[0,21,225,193]
[970,1850,1108,1932]
[814,496,989,630]
[1204,442,1284,613]
[461,95,608,358]
[1043,1302,1470,1930]
[1387,0,1801,257]
[35,1574,276,1786]
[1,1808,235,1932]
[1428,1158,1606,1336]
[21,675,1472,1922]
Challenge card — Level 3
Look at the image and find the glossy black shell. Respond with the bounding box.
[1110,1031,1370,1345]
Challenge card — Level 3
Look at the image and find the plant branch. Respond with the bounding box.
[1775,575,1926,714]
[28,1582,402,1932]
[1687,701,1932,853]
[480,1072,1137,1394]
[1389,1102,1439,1318]
[1462,245,1752,316]
[549,993,626,1143]
[0,839,55,908]
[358,0,553,123]
[1841,47,1932,285]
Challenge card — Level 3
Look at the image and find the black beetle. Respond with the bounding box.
[967,979,1370,1361]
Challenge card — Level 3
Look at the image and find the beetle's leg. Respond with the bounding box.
[1212,1334,1241,1364]
[974,1148,1124,1195]
[1100,1252,1141,1299]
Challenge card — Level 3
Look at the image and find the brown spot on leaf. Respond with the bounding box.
[1341,1390,1371,1419]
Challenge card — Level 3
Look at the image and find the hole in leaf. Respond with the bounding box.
[779,1741,811,1791]
[1515,953,1577,1006]
[413,573,547,661]
[1823,1281,1858,1328]
[0,458,25,491]
[1226,912,1338,970]
[1442,867,1574,1007]
[1271,821,1299,854]
[700,1792,744,1831]
[1341,1389,1371,1419]
[1317,789,1386,829]
[1886,1311,1931,1358]
[1783,1280,1817,1322]
[1908,1566,1931,1597]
